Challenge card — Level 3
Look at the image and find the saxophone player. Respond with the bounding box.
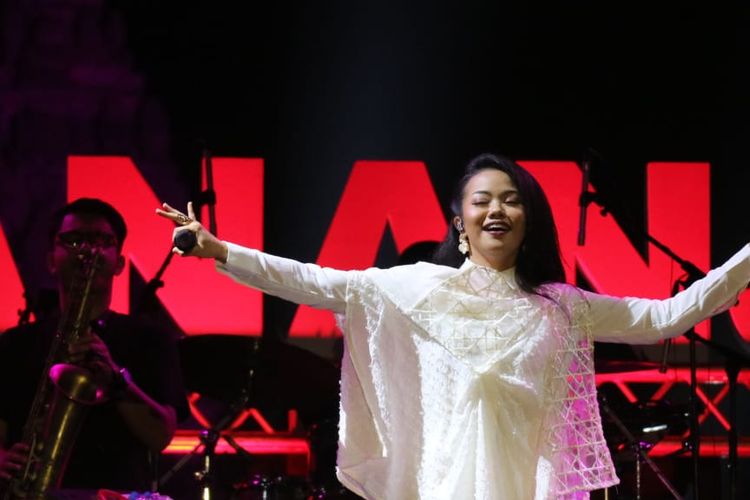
[0,198,187,493]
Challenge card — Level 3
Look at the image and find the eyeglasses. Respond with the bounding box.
[55,230,118,250]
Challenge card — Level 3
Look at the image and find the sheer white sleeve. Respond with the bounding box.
[215,242,350,314]
[584,244,750,343]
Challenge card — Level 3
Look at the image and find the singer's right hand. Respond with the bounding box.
[0,442,29,480]
[155,202,228,263]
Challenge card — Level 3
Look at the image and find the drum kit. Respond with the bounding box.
[594,359,690,500]
[160,334,354,500]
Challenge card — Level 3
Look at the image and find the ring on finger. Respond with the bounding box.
[176,213,193,225]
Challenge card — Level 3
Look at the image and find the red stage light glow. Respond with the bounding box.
[163,430,309,456]
[289,160,448,336]
[66,156,264,334]
[1,157,748,347]
[0,221,25,328]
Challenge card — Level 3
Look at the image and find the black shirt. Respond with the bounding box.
[0,312,188,492]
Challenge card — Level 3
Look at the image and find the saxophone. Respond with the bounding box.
[3,250,107,499]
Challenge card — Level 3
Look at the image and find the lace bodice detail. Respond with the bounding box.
[410,265,536,370]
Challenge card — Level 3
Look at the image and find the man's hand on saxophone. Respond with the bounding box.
[67,332,119,390]
[0,443,29,481]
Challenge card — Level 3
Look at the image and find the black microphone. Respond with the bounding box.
[577,152,592,246]
[174,229,197,253]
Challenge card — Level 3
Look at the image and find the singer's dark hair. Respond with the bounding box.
[49,198,127,251]
[433,153,566,294]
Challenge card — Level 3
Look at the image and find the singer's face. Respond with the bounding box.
[48,213,124,295]
[456,168,526,271]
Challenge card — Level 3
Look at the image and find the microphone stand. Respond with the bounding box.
[645,235,706,499]
[577,149,609,246]
[683,323,750,500]
[133,249,176,315]
[135,144,219,314]
[157,378,254,498]
[599,224,748,499]
[158,341,259,498]
[196,144,218,236]
[574,152,749,499]
[599,394,683,500]
[641,235,750,499]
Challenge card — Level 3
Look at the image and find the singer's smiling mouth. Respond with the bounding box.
[483,222,510,232]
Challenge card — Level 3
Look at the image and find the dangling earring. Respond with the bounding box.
[458,232,470,255]
[455,219,470,255]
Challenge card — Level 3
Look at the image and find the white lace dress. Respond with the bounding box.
[217,243,750,500]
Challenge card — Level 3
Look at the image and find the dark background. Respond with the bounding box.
[1,1,749,498]
[2,1,749,314]
[122,1,750,346]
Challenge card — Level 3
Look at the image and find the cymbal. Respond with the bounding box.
[594,360,661,373]
[179,335,339,420]
[600,400,690,458]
